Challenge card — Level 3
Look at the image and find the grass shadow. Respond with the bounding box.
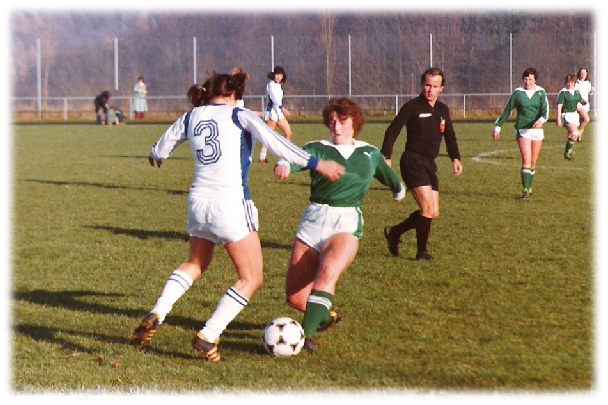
[22,178,187,196]
[13,289,268,357]
[87,225,188,241]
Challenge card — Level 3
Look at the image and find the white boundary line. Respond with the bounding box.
[471,145,584,171]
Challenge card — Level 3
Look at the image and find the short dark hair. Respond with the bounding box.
[565,74,577,84]
[322,98,365,138]
[421,67,445,86]
[522,68,538,80]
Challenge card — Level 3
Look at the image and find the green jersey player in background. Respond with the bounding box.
[493,67,549,199]
[556,74,585,160]
[274,98,405,353]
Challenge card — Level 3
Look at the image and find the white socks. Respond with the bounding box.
[199,287,248,342]
[151,272,248,343]
[151,270,194,323]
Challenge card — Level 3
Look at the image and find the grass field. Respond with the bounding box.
[10,120,594,394]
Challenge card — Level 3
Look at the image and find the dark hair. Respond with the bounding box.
[138,76,144,81]
[322,98,365,138]
[522,68,538,80]
[564,74,577,84]
[267,66,287,83]
[577,67,590,81]
[421,67,445,86]
[187,69,250,107]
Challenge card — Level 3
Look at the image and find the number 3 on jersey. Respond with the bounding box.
[193,120,221,165]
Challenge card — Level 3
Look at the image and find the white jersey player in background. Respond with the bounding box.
[574,67,594,141]
[132,70,344,362]
[258,66,293,163]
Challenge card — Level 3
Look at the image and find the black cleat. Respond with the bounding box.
[192,333,224,362]
[383,226,400,257]
[317,310,342,332]
[415,251,434,262]
[132,312,160,349]
[303,337,318,354]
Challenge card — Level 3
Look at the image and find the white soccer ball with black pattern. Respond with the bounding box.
[262,317,305,356]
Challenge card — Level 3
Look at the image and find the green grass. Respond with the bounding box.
[11,121,593,393]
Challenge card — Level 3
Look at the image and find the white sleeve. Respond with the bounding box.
[267,82,283,108]
[149,111,190,160]
[236,108,317,170]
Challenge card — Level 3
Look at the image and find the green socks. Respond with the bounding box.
[521,167,535,194]
[302,290,334,338]
[565,140,574,159]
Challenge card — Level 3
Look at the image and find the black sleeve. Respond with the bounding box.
[442,108,461,161]
[381,102,411,159]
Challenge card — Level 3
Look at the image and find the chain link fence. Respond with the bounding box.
[10,12,596,121]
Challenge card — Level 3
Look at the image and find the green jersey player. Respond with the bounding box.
[493,67,549,199]
[557,74,584,159]
[274,98,404,353]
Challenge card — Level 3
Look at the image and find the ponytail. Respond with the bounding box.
[188,68,250,106]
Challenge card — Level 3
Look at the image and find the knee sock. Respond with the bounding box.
[199,287,248,342]
[301,290,334,338]
[565,139,574,156]
[521,167,533,192]
[416,215,432,254]
[529,169,535,192]
[390,210,421,238]
[151,270,194,323]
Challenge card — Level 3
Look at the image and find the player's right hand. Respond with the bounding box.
[148,156,163,168]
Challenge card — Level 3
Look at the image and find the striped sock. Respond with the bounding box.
[200,287,248,342]
[302,290,334,338]
[151,270,193,323]
[521,167,532,192]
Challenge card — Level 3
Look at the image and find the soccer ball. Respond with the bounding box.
[262,317,305,356]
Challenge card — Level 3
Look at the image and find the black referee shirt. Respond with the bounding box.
[381,94,461,162]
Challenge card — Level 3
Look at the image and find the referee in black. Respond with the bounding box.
[381,67,463,261]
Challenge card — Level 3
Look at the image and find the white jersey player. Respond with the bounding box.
[258,66,293,163]
[574,67,594,139]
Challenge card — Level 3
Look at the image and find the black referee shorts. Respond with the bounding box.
[399,151,439,191]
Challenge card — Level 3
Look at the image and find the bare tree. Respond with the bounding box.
[320,12,337,95]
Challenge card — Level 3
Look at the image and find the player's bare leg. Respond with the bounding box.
[193,231,263,362]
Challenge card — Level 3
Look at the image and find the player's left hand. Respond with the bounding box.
[452,159,463,177]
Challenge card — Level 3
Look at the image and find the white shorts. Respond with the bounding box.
[515,128,544,141]
[561,112,581,126]
[578,103,590,113]
[264,106,284,123]
[296,203,363,252]
[186,195,258,245]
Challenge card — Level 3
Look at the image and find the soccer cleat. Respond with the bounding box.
[383,226,400,257]
[415,251,434,262]
[258,158,268,164]
[317,310,342,332]
[192,333,224,362]
[565,150,575,160]
[303,337,318,354]
[132,312,160,349]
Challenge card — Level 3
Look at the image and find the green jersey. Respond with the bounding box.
[494,85,549,130]
[290,140,403,208]
[556,88,583,113]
